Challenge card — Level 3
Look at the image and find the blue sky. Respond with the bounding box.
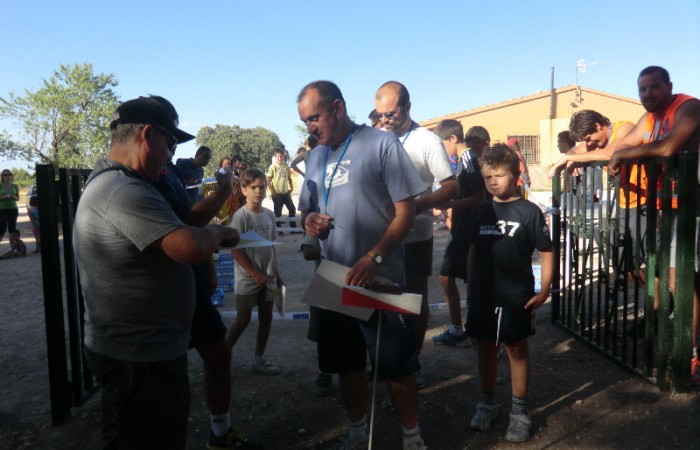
[1,0,699,170]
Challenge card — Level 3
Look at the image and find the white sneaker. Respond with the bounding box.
[470,402,499,431]
[250,357,280,375]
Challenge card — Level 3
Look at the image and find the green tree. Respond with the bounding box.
[0,63,120,168]
[195,124,283,175]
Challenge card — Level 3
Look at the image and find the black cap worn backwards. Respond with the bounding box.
[109,96,195,144]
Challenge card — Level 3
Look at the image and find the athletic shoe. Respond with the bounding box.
[207,427,263,449]
[505,412,533,443]
[470,403,499,431]
[415,369,426,390]
[431,329,470,347]
[403,438,428,450]
[691,357,700,386]
[250,357,280,376]
[315,372,332,396]
[337,432,369,450]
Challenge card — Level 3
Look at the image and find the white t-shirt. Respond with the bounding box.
[400,125,454,242]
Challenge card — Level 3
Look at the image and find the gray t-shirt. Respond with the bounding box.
[299,125,424,282]
[73,160,195,362]
[230,206,279,295]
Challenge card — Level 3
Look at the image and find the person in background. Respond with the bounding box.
[150,95,260,450]
[368,109,381,129]
[506,138,531,196]
[26,189,40,253]
[0,169,20,244]
[290,135,319,178]
[219,156,232,172]
[177,145,212,204]
[608,65,700,386]
[375,80,458,388]
[266,146,296,227]
[0,230,26,259]
[466,144,553,443]
[431,122,489,348]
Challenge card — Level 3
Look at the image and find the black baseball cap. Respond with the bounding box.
[109,96,195,143]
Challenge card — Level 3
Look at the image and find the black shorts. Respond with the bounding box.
[316,308,419,381]
[84,349,190,450]
[465,298,534,344]
[404,237,433,277]
[439,235,468,279]
[189,264,227,349]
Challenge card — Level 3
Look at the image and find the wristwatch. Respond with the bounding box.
[367,252,383,265]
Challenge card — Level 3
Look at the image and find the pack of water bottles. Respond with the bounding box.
[211,252,235,306]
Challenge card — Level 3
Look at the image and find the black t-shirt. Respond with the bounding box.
[451,149,486,238]
[467,198,552,307]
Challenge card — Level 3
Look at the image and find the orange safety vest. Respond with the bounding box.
[645,94,696,209]
[613,121,645,208]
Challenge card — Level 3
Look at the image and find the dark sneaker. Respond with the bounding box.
[470,403,499,431]
[415,369,426,390]
[315,372,332,396]
[505,412,532,442]
[432,329,470,347]
[337,431,369,450]
[207,427,263,449]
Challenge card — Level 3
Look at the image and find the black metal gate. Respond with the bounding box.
[36,164,97,424]
[551,152,697,392]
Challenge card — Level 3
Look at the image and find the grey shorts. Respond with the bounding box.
[236,287,272,309]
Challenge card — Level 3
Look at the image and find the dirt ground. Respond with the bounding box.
[0,206,698,450]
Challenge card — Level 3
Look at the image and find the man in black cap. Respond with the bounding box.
[73,96,239,449]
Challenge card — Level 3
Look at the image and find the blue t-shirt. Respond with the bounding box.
[299,125,424,283]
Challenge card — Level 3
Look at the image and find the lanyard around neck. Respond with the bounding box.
[322,131,353,214]
[400,123,416,145]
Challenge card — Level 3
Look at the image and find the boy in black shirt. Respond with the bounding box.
[466,144,553,443]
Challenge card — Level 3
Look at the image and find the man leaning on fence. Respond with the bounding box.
[73,96,239,449]
[607,65,700,385]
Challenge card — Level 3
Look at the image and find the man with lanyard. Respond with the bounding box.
[609,65,700,385]
[298,80,427,450]
[374,81,458,388]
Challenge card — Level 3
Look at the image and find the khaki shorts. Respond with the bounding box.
[236,287,273,309]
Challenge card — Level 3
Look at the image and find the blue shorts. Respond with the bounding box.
[316,308,419,381]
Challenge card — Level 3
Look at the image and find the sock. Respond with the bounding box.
[512,397,528,415]
[401,424,422,446]
[692,347,698,359]
[448,324,464,335]
[211,412,231,437]
[349,415,368,438]
[480,393,496,406]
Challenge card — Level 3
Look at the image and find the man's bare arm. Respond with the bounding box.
[609,101,700,175]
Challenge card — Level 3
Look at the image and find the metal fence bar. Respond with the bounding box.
[551,152,696,392]
[37,164,98,424]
